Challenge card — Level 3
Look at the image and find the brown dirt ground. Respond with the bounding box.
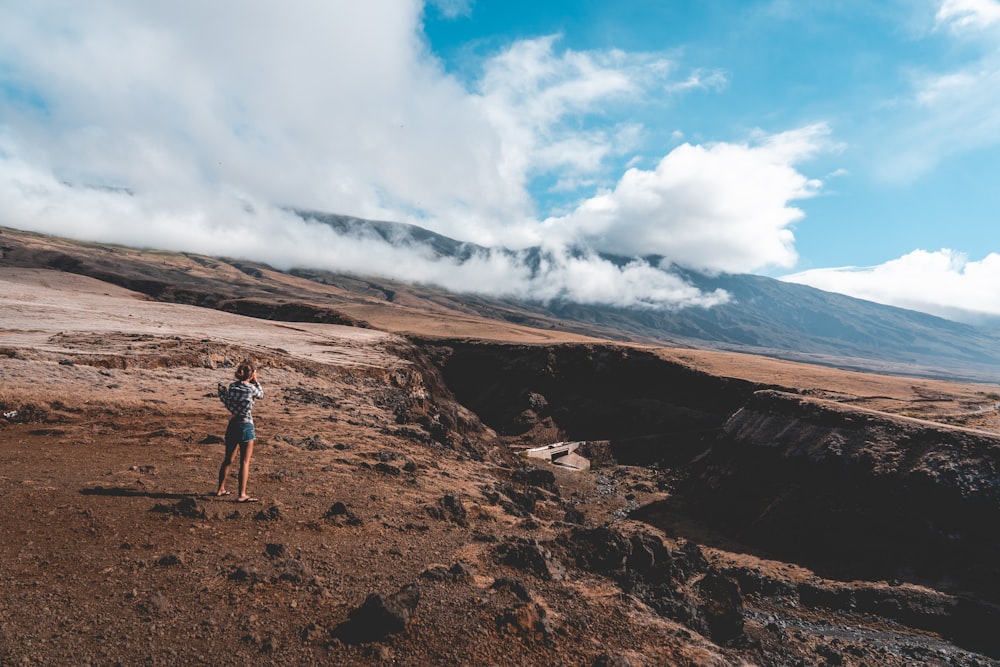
[2,267,999,666]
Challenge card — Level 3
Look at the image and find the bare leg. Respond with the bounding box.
[216,442,238,496]
[236,439,257,502]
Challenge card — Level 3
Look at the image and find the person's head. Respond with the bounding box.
[235,361,257,382]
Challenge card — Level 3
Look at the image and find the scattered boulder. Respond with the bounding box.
[228,566,263,583]
[295,435,333,451]
[334,583,420,644]
[275,558,312,585]
[498,602,551,640]
[156,553,183,567]
[512,467,558,494]
[696,571,745,643]
[137,592,171,616]
[149,498,206,520]
[491,577,533,602]
[561,526,632,575]
[253,505,282,522]
[264,543,286,559]
[425,494,468,527]
[494,483,537,517]
[496,537,566,581]
[420,562,474,583]
[323,502,362,526]
[301,622,327,643]
[374,462,401,476]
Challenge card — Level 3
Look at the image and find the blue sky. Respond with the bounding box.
[422,0,1000,268]
[2,1,1000,322]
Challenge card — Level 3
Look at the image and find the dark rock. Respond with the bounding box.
[677,541,710,579]
[724,567,796,599]
[419,565,452,581]
[420,562,474,583]
[425,494,468,526]
[512,467,558,493]
[799,582,855,611]
[696,571,745,643]
[335,583,420,644]
[324,502,362,525]
[561,526,632,575]
[526,392,548,411]
[149,498,207,520]
[448,562,474,580]
[497,602,551,639]
[156,553,183,567]
[326,501,348,516]
[301,622,327,643]
[264,543,286,559]
[253,505,281,521]
[138,592,171,615]
[679,390,1000,601]
[627,531,672,575]
[403,460,418,473]
[297,435,332,451]
[496,537,565,581]
[495,482,537,517]
[491,577,533,602]
[374,462,401,476]
[563,508,585,524]
[228,566,263,583]
[276,558,312,584]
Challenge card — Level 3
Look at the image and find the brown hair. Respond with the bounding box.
[235,361,256,382]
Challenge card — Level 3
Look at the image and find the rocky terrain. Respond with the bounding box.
[2,226,1000,666]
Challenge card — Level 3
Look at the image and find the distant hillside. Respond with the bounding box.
[4,219,1000,383]
[294,212,1000,382]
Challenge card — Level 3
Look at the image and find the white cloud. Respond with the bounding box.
[664,68,728,94]
[877,0,1000,182]
[782,249,1000,324]
[0,145,727,311]
[543,124,833,273]
[0,3,695,244]
[428,0,473,19]
[0,1,805,311]
[935,0,1000,31]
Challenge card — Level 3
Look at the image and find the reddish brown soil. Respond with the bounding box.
[3,235,1000,666]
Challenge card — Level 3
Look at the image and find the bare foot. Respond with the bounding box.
[215,490,231,497]
[236,496,259,503]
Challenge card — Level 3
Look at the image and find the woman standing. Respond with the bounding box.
[216,361,264,502]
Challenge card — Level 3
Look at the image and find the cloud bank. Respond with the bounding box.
[782,249,1000,325]
[0,1,826,311]
[545,124,831,273]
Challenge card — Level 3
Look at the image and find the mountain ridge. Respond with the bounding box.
[4,219,1000,383]
[294,212,1000,382]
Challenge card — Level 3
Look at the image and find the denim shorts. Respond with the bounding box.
[225,418,256,446]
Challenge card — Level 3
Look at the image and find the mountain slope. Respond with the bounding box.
[4,220,1000,382]
[295,213,1000,382]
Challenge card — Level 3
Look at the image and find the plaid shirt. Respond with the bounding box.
[218,380,263,423]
